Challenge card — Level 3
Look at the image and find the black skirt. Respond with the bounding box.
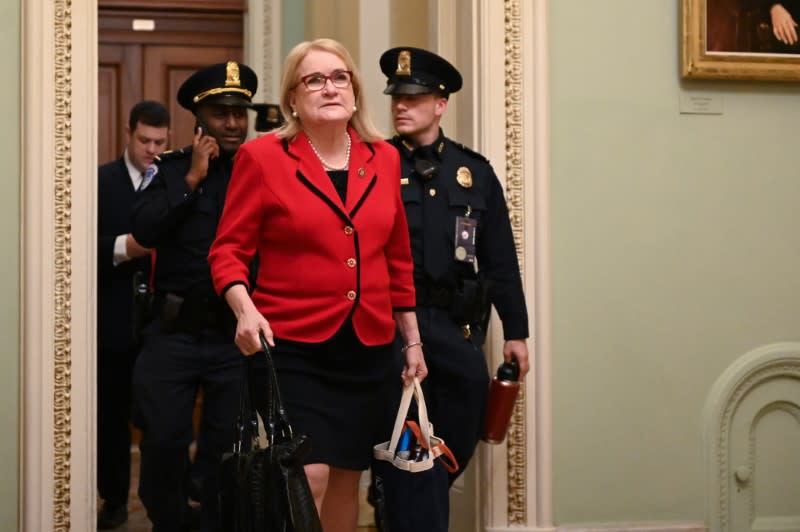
[268,322,402,470]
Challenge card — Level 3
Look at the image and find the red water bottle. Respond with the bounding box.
[481,358,520,444]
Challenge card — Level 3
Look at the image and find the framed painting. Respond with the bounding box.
[682,0,800,80]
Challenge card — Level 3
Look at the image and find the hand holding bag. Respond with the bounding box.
[219,336,322,532]
[371,378,458,532]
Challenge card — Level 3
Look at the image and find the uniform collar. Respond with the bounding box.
[395,128,446,162]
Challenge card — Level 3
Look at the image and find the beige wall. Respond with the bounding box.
[0,0,20,528]
[305,0,360,62]
[550,0,800,525]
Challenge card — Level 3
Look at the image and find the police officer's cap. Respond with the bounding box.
[380,47,462,96]
[251,103,285,132]
[177,61,258,113]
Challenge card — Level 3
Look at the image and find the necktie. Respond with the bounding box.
[138,164,156,191]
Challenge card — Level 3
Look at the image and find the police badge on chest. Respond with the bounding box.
[454,216,476,263]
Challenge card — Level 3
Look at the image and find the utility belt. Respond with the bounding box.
[415,278,492,338]
[152,291,235,336]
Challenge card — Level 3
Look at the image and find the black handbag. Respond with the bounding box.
[219,336,323,532]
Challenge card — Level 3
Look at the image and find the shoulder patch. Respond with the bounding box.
[155,147,192,164]
[452,141,489,163]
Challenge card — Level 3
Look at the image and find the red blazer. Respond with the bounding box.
[209,128,416,346]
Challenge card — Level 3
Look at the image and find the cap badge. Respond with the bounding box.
[456,166,473,189]
[396,50,412,76]
[225,61,241,87]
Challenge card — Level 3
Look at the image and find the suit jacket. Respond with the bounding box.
[209,128,416,346]
[97,157,148,352]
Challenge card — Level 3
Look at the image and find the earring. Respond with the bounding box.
[352,105,358,112]
[291,109,298,118]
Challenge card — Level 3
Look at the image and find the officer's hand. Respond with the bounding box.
[402,344,428,385]
[504,339,530,380]
[771,4,799,45]
[234,305,274,356]
[186,127,220,190]
[125,233,151,258]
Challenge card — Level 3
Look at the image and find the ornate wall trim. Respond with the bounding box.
[23,0,96,529]
[476,0,553,530]
[503,0,527,524]
[53,0,73,529]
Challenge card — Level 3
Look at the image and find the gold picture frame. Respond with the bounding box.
[682,0,800,80]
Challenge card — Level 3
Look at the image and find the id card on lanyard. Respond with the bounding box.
[454,216,477,263]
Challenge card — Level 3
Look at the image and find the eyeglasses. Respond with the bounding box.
[298,70,353,92]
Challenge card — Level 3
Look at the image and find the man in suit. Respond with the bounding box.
[97,100,170,529]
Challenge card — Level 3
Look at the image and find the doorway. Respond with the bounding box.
[98,1,245,164]
[97,2,245,529]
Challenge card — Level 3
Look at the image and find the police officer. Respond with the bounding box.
[378,44,531,505]
[131,61,258,532]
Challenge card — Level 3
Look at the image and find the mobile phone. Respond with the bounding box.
[194,117,209,137]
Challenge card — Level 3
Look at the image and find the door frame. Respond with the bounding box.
[19,1,554,530]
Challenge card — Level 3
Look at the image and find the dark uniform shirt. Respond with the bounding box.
[131,147,233,299]
[391,130,529,340]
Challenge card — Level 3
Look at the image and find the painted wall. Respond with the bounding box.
[550,0,800,525]
[282,0,305,59]
[0,0,20,528]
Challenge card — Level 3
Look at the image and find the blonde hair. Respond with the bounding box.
[275,38,384,142]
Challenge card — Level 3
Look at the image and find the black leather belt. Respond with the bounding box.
[414,283,453,308]
[153,291,233,335]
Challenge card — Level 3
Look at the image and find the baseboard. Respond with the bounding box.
[486,527,557,532]
[557,523,706,532]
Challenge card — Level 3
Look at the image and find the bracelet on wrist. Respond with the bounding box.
[401,341,423,352]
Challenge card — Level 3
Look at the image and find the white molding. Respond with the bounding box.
[70,0,99,528]
[703,343,800,532]
[476,4,512,528]
[487,527,556,532]
[557,525,705,532]
[359,0,391,135]
[21,0,57,528]
[475,0,555,529]
[529,0,554,528]
[430,0,458,136]
[246,0,281,103]
[21,0,97,529]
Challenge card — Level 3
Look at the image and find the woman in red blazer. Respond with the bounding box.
[208,38,426,531]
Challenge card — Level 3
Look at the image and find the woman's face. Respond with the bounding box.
[290,49,356,130]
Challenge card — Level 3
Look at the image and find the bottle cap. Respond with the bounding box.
[496,357,520,381]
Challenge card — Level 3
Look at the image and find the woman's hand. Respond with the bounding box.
[402,344,428,385]
[771,3,799,45]
[393,310,428,384]
[225,284,273,355]
[234,304,273,355]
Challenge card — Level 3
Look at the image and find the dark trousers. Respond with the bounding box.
[415,306,489,484]
[133,320,242,532]
[97,343,138,507]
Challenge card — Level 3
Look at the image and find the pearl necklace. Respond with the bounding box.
[308,133,351,171]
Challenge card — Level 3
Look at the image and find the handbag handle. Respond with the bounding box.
[259,334,294,445]
[232,356,260,453]
[387,377,433,454]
